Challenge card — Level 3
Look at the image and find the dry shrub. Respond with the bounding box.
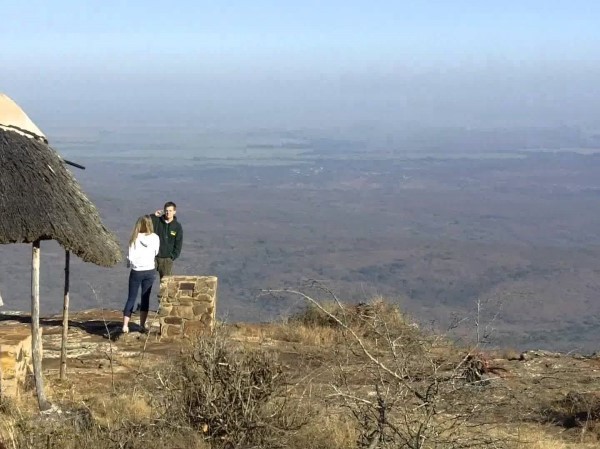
[8,406,95,449]
[518,433,600,449]
[540,391,600,441]
[492,424,600,449]
[291,299,343,328]
[271,288,509,449]
[0,397,19,449]
[1,381,204,449]
[289,297,418,341]
[271,320,341,346]
[85,393,153,427]
[289,408,358,449]
[460,352,508,384]
[0,418,15,449]
[6,407,207,449]
[15,423,207,449]
[162,328,310,448]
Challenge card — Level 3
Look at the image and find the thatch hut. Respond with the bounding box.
[0,94,122,410]
[0,124,121,264]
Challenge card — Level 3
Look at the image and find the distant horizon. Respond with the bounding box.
[4,1,600,133]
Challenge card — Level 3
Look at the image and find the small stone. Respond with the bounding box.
[166,325,182,337]
[158,305,173,316]
[192,304,210,316]
[164,316,183,325]
[171,305,194,320]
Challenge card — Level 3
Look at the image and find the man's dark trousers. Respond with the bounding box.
[156,257,173,280]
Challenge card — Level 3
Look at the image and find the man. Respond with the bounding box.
[151,201,183,279]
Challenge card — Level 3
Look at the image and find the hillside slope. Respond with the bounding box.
[1,305,600,448]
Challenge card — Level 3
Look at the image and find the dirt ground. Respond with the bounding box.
[4,308,600,448]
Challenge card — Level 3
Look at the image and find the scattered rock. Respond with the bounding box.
[521,350,562,359]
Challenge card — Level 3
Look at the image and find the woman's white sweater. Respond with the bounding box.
[128,233,160,271]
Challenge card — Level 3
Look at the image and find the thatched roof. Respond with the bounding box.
[0,125,122,267]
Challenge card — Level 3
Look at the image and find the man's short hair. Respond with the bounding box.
[164,201,177,210]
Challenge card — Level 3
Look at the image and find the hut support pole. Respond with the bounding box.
[59,250,70,380]
[31,240,50,411]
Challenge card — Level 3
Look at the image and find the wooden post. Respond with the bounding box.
[59,250,70,380]
[31,240,50,411]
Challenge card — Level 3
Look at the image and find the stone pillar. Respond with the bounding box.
[158,276,217,338]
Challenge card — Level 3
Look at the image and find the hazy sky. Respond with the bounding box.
[3,1,600,130]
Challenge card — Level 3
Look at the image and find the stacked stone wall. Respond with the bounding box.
[0,325,34,398]
[158,275,217,338]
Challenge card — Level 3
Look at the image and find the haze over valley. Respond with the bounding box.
[2,124,600,351]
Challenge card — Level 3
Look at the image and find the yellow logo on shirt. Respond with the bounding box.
[170,231,177,236]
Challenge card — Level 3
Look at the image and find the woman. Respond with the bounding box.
[122,215,160,333]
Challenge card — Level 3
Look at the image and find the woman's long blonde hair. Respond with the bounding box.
[129,215,154,247]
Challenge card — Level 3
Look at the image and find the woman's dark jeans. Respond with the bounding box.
[123,269,155,317]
